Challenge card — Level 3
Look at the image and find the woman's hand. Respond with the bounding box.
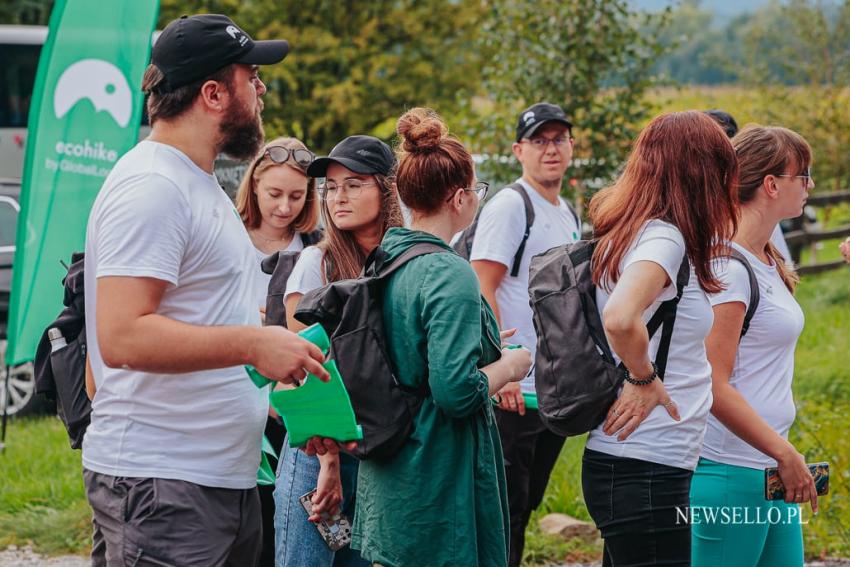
[840,237,850,264]
[777,444,819,513]
[499,328,517,344]
[495,381,526,415]
[309,457,343,522]
[603,378,680,441]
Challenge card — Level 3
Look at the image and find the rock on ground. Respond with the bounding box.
[0,546,88,567]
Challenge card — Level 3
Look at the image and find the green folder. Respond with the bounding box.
[269,359,363,447]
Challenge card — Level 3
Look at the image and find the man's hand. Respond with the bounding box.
[496,381,526,415]
[250,326,329,384]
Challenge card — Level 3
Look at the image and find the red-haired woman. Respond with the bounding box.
[582,111,739,566]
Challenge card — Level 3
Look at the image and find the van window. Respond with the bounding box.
[0,43,41,128]
[0,200,18,247]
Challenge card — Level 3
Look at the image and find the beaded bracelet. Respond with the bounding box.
[623,362,658,386]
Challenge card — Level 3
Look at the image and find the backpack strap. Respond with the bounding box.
[508,183,535,277]
[727,249,760,338]
[644,254,690,381]
[373,243,448,280]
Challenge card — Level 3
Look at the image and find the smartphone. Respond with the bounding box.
[298,489,352,551]
[764,462,829,500]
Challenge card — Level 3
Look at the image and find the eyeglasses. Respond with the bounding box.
[523,136,571,150]
[319,179,377,201]
[776,167,813,186]
[445,181,490,203]
[259,146,315,168]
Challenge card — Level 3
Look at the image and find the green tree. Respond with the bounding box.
[0,0,54,25]
[461,0,672,200]
[159,0,486,154]
[735,0,850,192]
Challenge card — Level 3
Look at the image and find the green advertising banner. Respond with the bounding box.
[5,0,159,365]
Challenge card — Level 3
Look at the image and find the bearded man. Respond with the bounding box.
[81,14,330,567]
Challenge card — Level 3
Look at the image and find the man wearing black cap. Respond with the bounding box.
[470,102,580,566]
[81,14,329,566]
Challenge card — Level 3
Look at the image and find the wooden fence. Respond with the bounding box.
[783,190,850,276]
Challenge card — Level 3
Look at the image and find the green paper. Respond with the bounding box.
[257,435,278,486]
[522,392,539,410]
[246,323,330,388]
[270,360,363,447]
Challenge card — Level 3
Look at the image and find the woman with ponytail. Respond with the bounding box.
[691,125,815,566]
[351,108,531,566]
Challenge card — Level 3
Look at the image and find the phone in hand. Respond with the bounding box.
[764,461,829,500]
[298,489,352,551]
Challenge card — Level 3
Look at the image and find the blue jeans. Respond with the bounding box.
[582,448,693,567]
[273,435,368,567]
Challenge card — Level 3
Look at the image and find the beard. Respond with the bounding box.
[218,96,264,161]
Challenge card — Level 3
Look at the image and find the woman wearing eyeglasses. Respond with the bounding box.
[350,108,531,567]
[236,136,322,567]
[691,125,814,567]
[273,135,404,567]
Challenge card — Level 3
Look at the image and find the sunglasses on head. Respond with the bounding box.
[258,146,315,168]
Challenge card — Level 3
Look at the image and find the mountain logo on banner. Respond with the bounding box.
[53,59,132,127]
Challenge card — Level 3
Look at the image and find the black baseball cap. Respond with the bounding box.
[307,136,396,177]
[150,14,289,93]
[515,102,573,142]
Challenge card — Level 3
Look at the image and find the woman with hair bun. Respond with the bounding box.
[351,108,532,567]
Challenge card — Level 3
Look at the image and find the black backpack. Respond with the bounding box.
[260,229,323,327]
[452,182,580,277]
[33,252,90,449]
[528,240,689,437]
[294,242,446,460]
[727,248,760,338]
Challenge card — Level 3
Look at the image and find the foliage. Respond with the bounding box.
[0,0,53,25]
[460,0,672,197]
[159,0,486,154]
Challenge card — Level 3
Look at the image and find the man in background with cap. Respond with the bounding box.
[470,102,580,566]
[82,14,329,566]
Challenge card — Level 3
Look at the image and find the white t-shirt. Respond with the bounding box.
[285,245,325,300]
[701,242,804,469]
[469,178,581,393]
[82,141,267,489]
[586,220,714,471]
[252,234,304,310]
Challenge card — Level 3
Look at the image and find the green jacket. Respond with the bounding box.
[351,227,509,567]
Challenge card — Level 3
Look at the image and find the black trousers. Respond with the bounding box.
[582,447,694,567]
[495,408,567,567]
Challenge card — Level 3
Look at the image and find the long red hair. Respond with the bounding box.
[589,111,739,293]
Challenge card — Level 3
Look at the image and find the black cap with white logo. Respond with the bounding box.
[307,136,396,177]
[150,14,289,93]
[515,102,573,142]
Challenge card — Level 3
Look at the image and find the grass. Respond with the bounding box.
[0,416,90,556]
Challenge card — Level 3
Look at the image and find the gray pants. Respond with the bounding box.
[83,468,261,567]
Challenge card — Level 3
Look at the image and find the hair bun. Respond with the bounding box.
[397,108,446,153]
